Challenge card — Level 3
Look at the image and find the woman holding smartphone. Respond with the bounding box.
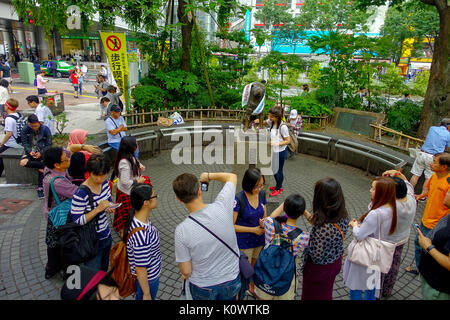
[343,176,397,300]
[70,153,115,272]
[113,136,147,237]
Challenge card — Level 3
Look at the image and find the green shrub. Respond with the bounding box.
[308,61,322,88]
[286,95,333,117]
[131,85,167,111]
[314,87,335,108]
[386,100,422,136]
[412,70,430,97]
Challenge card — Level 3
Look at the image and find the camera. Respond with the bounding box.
[201,182,209,192]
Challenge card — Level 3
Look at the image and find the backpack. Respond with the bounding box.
[235,190,266,221]
[280,122,298,153]
[253,219,302,296]
[6,112,27,144]
[55,185,100,265]
[109,227,146,298]
[47,176,72,229]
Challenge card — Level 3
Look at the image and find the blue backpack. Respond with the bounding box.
[253,219,302,296]
[47,176,72,228]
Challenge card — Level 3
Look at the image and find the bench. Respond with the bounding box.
[297,132,333,161]
[1,147,38,185]
[334,139,407,176]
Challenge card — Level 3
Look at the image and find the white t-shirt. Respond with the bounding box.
[0,86,8,104]
[267,119,289,153]
[175,182,240,287]
[3,112,18,147]
[35,104,55,135]
[105,116,127,144]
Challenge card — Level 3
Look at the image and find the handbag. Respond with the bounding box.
[346,211,396,274]
[188,216,254,300]
[47,176,72,229]
[56,185,100,265]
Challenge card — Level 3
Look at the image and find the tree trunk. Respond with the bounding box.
[417,4,450,138]
[178,0,194,72]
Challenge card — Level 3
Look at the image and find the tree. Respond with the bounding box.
[380,2,440,64]
[355,0,449,139]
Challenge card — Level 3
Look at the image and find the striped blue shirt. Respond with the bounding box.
[70,181,112,240]
[127,217,162,281]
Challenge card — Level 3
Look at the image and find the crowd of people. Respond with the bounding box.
[0,85,449,301]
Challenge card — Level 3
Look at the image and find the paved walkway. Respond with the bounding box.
[0,149,425,300]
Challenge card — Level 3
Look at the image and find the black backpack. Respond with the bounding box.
[55,185,100,265]
[6,112,27,144]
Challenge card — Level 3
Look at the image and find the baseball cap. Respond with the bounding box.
[60,265,114,300]
[110,104,121,113]
[290,109,298,118]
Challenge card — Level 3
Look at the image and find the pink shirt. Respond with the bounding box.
[37,74,46,89]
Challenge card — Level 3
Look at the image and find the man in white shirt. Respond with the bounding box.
[173,171,241,300]
[26,95,55,135]
[0,99,23,177]
[105,104,127,151]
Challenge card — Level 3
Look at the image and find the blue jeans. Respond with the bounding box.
[414,222,432,269]
[84,236,112,272]
[78,78,83,94]
[350,289,376,300]
[273,148,288,190]
[135,277,159,300]
[189,275,241,300]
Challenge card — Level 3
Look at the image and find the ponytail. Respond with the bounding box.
[122,208,136,243]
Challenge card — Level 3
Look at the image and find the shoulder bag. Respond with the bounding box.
[346,212,396,274]
[56,185,100,265]
[188,216,254,300]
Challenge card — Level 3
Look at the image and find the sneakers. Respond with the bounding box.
[37,188,44,199]
[269,188,283,197]
[269,186,276,191]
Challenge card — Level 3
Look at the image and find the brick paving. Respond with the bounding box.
[0,148,425,300]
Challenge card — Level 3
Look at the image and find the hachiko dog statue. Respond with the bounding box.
[242,82,266,131]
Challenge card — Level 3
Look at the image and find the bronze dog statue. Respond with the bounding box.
[242,82,266,131]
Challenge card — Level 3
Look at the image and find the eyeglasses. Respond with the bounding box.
[254,183,266,190]
[150,194,158,199]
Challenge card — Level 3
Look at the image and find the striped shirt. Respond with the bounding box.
[127,217,162,281]
[70,181,112,240]
[263,217,310,256]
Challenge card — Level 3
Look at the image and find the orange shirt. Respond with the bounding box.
[422,172,450,229]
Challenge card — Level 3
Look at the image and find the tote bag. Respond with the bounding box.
[347,212,396,274]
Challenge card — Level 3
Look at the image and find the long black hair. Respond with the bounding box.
[275,193,306,224]
[312,177,348,227]
[114,136,139,178]
[122,183,153,243]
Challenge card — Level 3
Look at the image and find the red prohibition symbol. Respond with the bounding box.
[106,35,121,51]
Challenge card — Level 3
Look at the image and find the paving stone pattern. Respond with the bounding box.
[0,151,425,300]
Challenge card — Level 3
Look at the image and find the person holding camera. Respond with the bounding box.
[173,171,241,300]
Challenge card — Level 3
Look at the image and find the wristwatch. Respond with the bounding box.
[81,144,85,150]
[425,245,435,254]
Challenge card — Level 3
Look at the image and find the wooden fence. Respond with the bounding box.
[123,107,331,129]
[369,123,424,151]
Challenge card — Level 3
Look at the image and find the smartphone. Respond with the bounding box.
[108,203,122,209]
[413,223,420,231]
[201,182,209,192]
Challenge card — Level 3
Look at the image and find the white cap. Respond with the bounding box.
[290,109,298,118]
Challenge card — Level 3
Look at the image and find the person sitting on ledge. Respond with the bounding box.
[20,114,52,199]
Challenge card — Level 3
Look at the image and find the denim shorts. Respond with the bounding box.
[189,274,241,300]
